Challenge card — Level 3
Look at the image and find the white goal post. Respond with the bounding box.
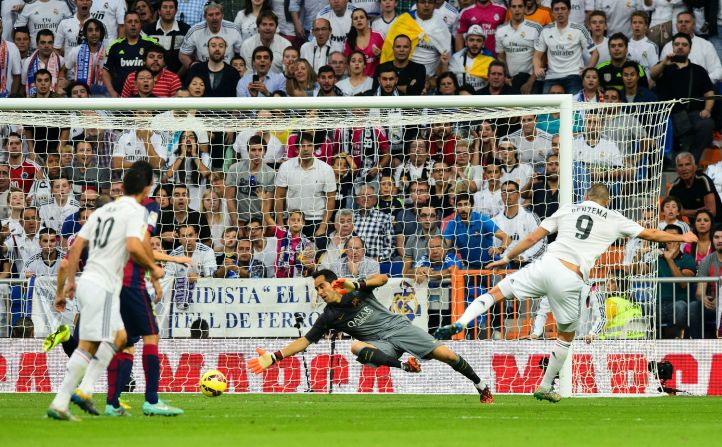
[0,95,679,396]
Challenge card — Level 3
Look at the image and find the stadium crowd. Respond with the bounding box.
[1,0,722,340]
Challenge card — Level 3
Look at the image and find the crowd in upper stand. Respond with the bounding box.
[1,0,722,338]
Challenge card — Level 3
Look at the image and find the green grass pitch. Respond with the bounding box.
[1,394,721,447]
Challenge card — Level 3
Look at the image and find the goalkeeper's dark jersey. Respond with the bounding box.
[304,289,412,343]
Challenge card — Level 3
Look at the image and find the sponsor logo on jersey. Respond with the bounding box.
[346,305,373,328]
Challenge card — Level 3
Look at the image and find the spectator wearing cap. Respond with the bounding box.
[240,11,292,75]
[477,61,518,95]
[651,32,715,164]
[179,1,243,73]
[443,24,495,92]
[372,34,426,95]
[533,0,598,94]
[660,11,722,83]
[301,18,334,72]
[455,0,506,56]
[142,0,191,75]
[121,45,182,97]
[186,36,241,97]
[236,46,287,97]
[496,0,543,94]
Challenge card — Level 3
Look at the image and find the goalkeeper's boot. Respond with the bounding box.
[143,400,184,416]
[104,405,130,417]
[47,406,80,422]
[478,385,494,404]
[433,322,463,340]
[43,324,71,352]
[533,386,562,403]
[401,357,422,373]
[119,399,132,411]
[71,389,100,415]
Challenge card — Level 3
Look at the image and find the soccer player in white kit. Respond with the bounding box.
[434,184,697,402]
[47,167,164,421]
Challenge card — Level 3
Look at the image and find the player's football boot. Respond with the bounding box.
[43,324,71,352]
[478,386,494,404]
[401,357,422,373]
[433,322,463,340]
[143,400,184,416]
[119,399,132,411]
[71,389,100,415]
[533,386,562,403]
[105,405,130,417]
[47,406,81,422]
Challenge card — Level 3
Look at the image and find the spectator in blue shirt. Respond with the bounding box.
[236,46,286,97]
[442,193,511,268]
[412,234,462,332]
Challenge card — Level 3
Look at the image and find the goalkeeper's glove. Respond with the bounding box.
[247,347,284,374]
[331,278,366,294]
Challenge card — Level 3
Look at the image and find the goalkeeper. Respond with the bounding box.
[247,269,494,403]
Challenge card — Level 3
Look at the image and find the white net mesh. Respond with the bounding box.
[0,97,680,395]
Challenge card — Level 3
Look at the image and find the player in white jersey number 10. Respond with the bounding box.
[434,184,697,402]
[47,165,163,421]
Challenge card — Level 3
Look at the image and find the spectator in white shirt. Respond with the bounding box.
[587,0,641,37]
[317,0,356,53]
[179,1,243,71]
[587,9,609,65]
[372,0,398,38]
[496,0,543,94]
[628,11,659,74]
[240,10,292,74]
[38,177,79,232]
[274,132,337,238]
[534,0,598,94]
[660,11,722,83]
[21,227,62,278]
[408,0,451,77]
[301,18,333,72]
[1,206,41,276]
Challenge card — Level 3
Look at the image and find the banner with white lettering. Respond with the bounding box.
[2,340,721,395]
[169,278,429,337]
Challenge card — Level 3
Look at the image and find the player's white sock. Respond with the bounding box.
[78,342,117,396]
[457,293,496,326]
[540,339,571,389]
[51,349,92,411]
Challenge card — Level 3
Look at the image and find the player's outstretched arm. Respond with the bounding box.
[638,229,698,244]
[486,227,550,269]
[127,236,164,279]
[247,337,311,374]
[153,251,193,265]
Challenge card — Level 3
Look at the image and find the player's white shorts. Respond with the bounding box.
[76,277,124,342]
[497,255,590,330]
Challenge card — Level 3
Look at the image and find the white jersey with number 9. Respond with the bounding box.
[539,201,644,280]
[76,196,148,289]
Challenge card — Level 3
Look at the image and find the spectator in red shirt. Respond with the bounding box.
[455,0,507,55]
[120,45,182,97]
[5,132,42,194]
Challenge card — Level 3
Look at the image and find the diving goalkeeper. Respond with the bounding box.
[247,269,494,403]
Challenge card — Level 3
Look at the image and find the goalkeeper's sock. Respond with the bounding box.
[78,342,117,396]
[457,294,495,326]
[451,355,485,388]
[51,349,92,411]
[540,339,571,389]
[143,344,160,404]
[356,347,402,369]
[107,352,133,407]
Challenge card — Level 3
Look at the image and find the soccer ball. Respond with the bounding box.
[199,370,228,397]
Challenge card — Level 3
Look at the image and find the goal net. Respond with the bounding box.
[0,96,682,396]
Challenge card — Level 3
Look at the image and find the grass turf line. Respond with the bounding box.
[1,394,721,447]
